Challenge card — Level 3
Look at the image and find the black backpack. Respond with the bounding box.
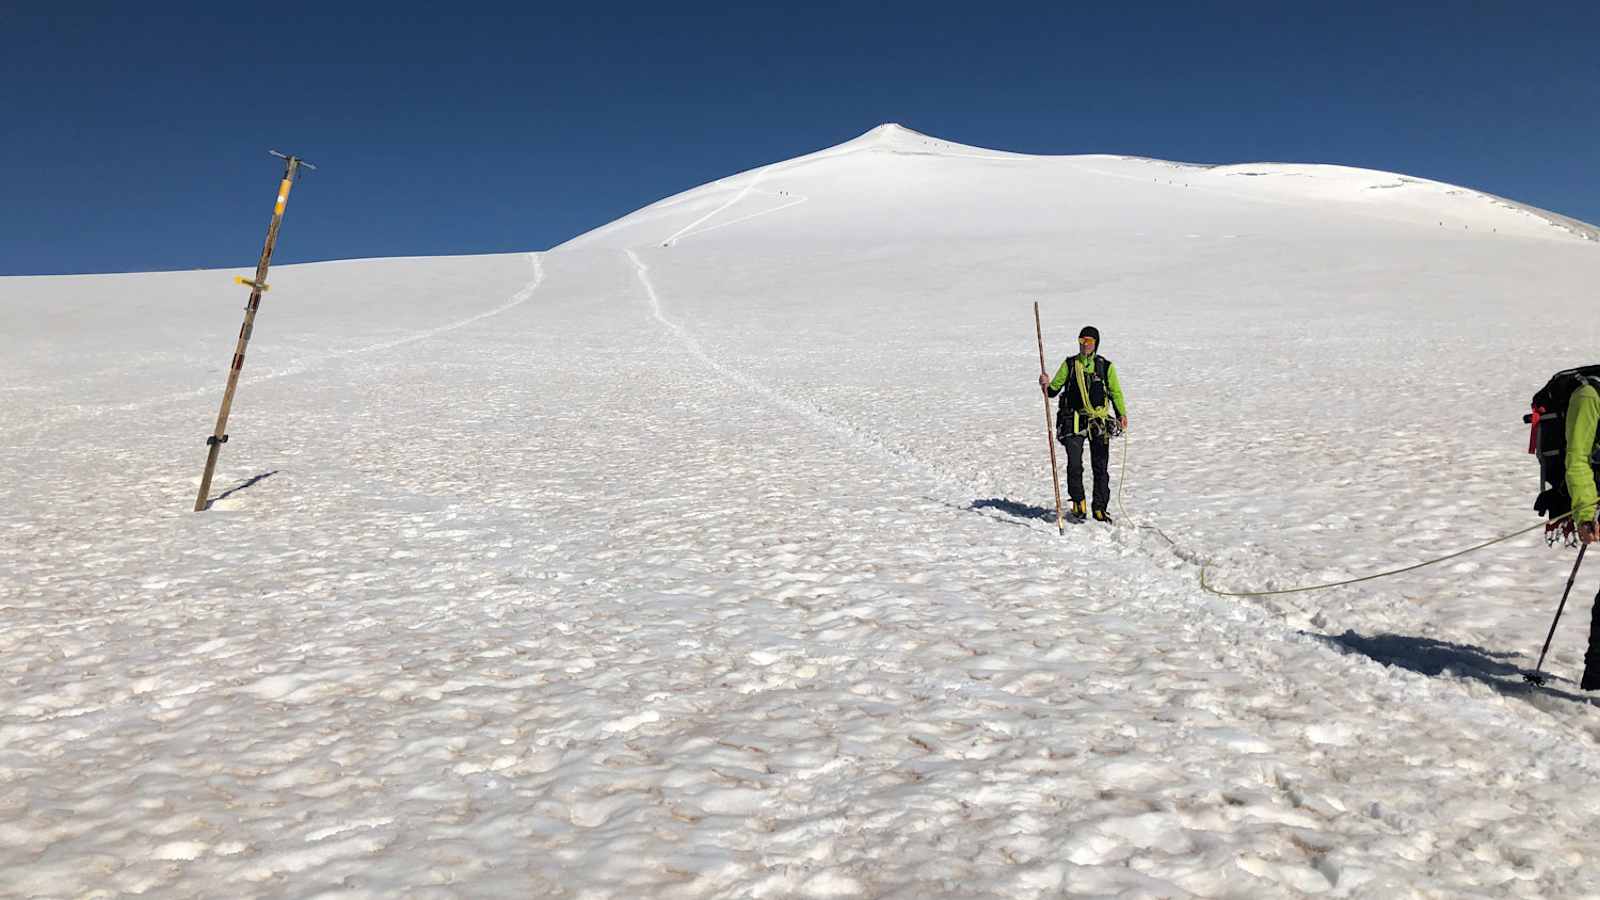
[1526,365,1600,523]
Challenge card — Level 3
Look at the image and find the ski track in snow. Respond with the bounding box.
[628,248,950,492]
[660,176,774,247]
[3,253,544,445]
[663,191,811,246]
[334,253,544,355]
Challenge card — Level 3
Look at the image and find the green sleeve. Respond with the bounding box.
[1106,362,1128,416]
[1046,359,1071,397]
[1567,384,1600,524]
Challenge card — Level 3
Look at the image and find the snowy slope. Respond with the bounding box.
[565,123,1600,250]
[4,124,1600,898]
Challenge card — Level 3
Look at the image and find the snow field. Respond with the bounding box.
[4,124,1600,897]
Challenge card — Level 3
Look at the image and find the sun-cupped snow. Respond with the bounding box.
[3,124,1600,898]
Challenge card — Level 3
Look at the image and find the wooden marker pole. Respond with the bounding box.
[1034,302,1066,535]
[194,150,315,511]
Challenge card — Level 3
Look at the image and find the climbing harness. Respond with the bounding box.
[1072,355,1118,437]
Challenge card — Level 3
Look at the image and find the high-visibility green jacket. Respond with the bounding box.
[1567,382,1600,524]
[1047,353,1127,435]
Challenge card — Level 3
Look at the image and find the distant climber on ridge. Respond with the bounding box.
[1039,325,1128,524]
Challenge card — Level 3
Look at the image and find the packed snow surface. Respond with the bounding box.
[4,123,1600,897]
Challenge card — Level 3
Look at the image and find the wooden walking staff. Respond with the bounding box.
[194,150,316,512]
[1034,302,1066,535]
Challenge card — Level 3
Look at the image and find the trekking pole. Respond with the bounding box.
[1033,302,1066,535]
[194,150,316,511]
[1524,544,1587,686]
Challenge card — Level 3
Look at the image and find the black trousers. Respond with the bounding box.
[1062,431,1111,510]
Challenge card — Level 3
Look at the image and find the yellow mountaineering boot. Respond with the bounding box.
[1070,500,1088,522]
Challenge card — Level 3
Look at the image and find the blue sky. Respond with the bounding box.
[5,2,1598,275]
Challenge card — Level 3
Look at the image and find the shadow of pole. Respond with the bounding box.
[205,470,279,509]
[969,497,1059,524]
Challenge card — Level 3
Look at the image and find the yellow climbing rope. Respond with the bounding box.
[1113,428,1179,549]
[1198,512,1573,597]
[1072,356,1114,432]
[1108,429,1574,598]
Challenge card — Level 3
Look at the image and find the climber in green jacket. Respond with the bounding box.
[1566,378,1600,691]
[1568,379,1599,544]
[1038,325,1128,523]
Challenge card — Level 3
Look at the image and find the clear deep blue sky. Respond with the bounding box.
[6,2,1597,275]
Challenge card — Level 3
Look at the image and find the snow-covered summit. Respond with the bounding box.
[563,124,1597,251]
[826,121,1032,158]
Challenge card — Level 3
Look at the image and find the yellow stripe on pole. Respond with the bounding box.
[274,178,292,214]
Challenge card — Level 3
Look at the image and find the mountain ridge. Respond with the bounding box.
[559,123,1598,251]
